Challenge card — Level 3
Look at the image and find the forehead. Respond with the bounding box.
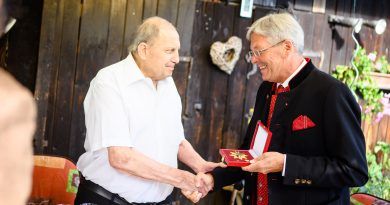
[250,33,270,50]
[153,27,180,48]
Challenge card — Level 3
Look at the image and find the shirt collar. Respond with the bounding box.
[117,54,146,87]
[278,58,307,88]
[118,54,170,88]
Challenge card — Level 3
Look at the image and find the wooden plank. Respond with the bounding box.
[295,10,315,52]
[354,0,375,53]
[328,0,352,73]
[275,0,290,9]
[369,122,380,150]
[182,1,214,157]
[311,13,331,72]
[121,0,144,57]
[51,0,81,157]
[241,7,268,138]
[262,0,276,8]
[294,0,313,11]
[157,0,179,24]
[254,0,264,6]
[312,0,326,13]
[176,0,196,56]
[311,0,336,73]
[379,0,390,59]
[6,0,43,92]
[44,0,65,155]
[34,0,63,154]
[203,2,235,162]
[386,116,390,145]
[377,116,389,145]
[68,0,111,161]
[172,60,191,109]
[104,0,127,66]
[362,118,371,150]
[222,5,252,149]
[143,0,158,19]
[325,0,336,13]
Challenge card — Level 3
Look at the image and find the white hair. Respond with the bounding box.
[128,16,175,53]
[246,12,304,53]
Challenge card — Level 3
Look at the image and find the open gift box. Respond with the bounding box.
[219,121,272,167]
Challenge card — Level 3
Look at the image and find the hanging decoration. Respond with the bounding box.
[210,36,242,75]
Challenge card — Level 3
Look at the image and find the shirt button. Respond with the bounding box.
[258,183,262,188]
[246,195,250,200]
[259,197,263,201]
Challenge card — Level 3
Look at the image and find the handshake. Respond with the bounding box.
[179,172,215,203]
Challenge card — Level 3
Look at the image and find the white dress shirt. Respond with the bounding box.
[77,54,185,203]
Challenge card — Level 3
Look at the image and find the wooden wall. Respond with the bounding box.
[33,0,389,204]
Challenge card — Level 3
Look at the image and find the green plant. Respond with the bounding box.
[350,141,390,200]
[332,47,390,121]
[375,55,390,74]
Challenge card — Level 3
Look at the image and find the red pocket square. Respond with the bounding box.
[292,115,316,131]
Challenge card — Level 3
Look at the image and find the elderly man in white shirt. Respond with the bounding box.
[75,16,222,205]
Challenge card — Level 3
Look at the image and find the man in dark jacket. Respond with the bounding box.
[199,12,368,205]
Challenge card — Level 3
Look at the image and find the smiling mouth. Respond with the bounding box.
[258,65,267,70]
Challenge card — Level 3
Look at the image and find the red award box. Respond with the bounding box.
[219,121,272,167]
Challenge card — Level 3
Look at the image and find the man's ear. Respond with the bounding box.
[137,42,148,60]
[282,40,294,56]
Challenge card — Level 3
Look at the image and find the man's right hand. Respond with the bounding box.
[181,190,202,203]
[196,173,214,196]
[180,172,215,203]
[177,171,199,192]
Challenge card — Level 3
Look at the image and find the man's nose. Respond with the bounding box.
[172,50,180,64]
[251,55,257,64]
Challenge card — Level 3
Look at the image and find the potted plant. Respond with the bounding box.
[332,47,390,122]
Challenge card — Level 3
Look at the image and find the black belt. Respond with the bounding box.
[79,174,172,205]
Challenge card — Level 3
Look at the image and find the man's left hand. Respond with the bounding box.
[198,161,226,173]
[242,152,284,174]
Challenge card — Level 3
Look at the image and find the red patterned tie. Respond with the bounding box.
[257,84,289,205]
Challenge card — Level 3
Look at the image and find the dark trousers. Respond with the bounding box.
[75,176,173,205]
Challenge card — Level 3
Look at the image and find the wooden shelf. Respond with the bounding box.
[369,72,390,90]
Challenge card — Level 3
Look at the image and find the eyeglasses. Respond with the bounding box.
[246,40,285,59]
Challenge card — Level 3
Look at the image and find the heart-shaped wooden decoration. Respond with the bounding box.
[210,36,242,75]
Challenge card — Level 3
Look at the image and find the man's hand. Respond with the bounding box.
[196,173,214,196]
[181,172,214,203]
[177,171,199,192]
[242,152,285,174]
[198,161,227,173]
[181,190,202,203]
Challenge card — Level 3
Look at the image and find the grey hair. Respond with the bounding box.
[246,12,304,53]
[128,16,174,53]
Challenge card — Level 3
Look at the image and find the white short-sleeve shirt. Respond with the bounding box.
[77,54,185,203]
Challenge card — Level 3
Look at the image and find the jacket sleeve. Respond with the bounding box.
[283,82,368,188]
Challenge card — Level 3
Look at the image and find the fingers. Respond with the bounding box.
[200,161,227,173]
[181,172,215,203]
[181,189,202,203]
[196,173,214,196]
[179,171,198,192]
[242,162,260,172]
[241,152,285,174]
[217,162,227,168]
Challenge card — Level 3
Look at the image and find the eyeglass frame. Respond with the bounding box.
[246,40,286,60]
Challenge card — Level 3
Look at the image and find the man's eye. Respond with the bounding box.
[165,49,175,54]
